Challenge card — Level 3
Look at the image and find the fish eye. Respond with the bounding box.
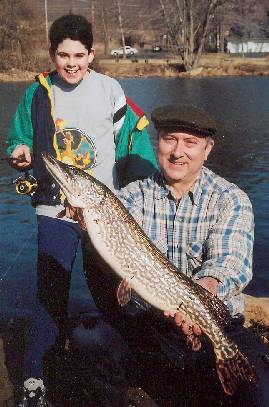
[71,167,79,175]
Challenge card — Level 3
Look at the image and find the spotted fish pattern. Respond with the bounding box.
[43,154,256,395]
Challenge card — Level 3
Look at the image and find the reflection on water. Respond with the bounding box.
[0,77,268,321]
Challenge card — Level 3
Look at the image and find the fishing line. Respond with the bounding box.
[0,166,36,289]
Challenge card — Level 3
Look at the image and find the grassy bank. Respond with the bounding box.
[1,53,269,82]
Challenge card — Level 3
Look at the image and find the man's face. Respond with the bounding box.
[52,39,94,84]
[157,130,214,187]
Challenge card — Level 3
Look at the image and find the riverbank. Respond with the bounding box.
[1,54,269,82]
[0,295,268,407]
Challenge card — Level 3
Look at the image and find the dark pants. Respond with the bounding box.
[23,215,87,380]
[70,245,269,407]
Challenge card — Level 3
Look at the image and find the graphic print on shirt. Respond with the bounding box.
[55,118,97,171]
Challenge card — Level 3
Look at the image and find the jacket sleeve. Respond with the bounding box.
[115,103,158,188]
[6,82,38,156]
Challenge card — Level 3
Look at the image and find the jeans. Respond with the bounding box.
[23,215,87,380]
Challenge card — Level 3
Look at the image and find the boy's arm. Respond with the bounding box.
[115,100,158,188]
[113,89,127,137]
[6,84,37,169]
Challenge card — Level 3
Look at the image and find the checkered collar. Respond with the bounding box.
[153,168,206,206]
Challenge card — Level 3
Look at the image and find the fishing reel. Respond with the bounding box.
[12,171,38,196]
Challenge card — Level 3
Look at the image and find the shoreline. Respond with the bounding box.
[1,54,269,82]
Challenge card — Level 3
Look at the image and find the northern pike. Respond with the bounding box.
[42,153,256,395]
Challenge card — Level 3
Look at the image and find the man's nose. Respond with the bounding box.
[172,140,184,158]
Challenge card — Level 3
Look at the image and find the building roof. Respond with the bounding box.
[227,37,269,43]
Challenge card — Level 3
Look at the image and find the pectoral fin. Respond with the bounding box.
[187,334,202,351]
[117,278,132,306]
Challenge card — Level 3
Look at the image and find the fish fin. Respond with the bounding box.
[216,349,256,395]
[187,334,201,351]
[117,279,132,306]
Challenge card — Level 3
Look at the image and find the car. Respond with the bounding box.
[152,44,162,52]
[110,46,138,57]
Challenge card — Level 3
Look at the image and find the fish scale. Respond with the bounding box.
[43,153,256,396]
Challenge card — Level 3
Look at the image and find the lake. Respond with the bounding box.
[0,76,269,323]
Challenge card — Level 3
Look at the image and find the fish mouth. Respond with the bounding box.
[42,153,77,198]
[42,153,69,185]
[42,153,90,208]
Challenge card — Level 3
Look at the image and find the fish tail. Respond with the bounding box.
[216,345,256,395]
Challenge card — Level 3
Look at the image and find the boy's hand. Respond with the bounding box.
[58,205,87,230]
[164,277,218,337]
[10,145,32,169]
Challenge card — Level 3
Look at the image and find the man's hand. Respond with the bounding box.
[164,277,218,337]
[10,145,32,169]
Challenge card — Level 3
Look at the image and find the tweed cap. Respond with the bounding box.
[151,104,217,138]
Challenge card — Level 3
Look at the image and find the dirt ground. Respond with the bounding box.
[0,295,268,407]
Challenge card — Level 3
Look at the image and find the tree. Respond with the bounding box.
[100,0,110,55]
[228,0,269,39]
[158,0,226,70]
[115,0,126,57]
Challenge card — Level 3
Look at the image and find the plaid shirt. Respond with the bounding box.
[118,167,254,316]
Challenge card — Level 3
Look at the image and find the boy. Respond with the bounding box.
[6,14,157,407]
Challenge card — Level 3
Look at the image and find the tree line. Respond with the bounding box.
[0,0,268,72]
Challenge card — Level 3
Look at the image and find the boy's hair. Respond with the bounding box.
[49,14,93,54]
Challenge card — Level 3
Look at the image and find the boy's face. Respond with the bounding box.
[52,39,94,84]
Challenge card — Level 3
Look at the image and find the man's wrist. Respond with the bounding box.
[196,276,219,296]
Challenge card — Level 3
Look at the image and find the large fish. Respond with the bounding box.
[42,153,256,395]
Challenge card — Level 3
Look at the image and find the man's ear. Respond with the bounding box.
[204,138,214,161]
[88,48,95,64]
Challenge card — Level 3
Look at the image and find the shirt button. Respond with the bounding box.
[52,183,55,188]
[53,196,56,200]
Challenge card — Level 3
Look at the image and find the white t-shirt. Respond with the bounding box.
[36,70,126,220]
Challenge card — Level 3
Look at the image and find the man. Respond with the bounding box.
[114,104,268,406]
[75,104,268,407]
[121,104,251,322]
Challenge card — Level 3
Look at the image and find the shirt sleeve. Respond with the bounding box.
[193,188,254,301]
[6,84,36,156]
[110,78,126,136]
[117,181,145,227]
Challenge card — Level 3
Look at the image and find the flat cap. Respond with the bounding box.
[151,104,217,138]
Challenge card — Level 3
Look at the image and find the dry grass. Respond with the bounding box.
[2,53,269,82]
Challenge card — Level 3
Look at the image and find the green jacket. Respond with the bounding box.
[6,72,158,204]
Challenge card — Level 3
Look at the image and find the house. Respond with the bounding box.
[226,38,269,56]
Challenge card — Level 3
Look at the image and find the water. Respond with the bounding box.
[0,76,269,324]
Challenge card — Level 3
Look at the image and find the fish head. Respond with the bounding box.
[42,153,105,209]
